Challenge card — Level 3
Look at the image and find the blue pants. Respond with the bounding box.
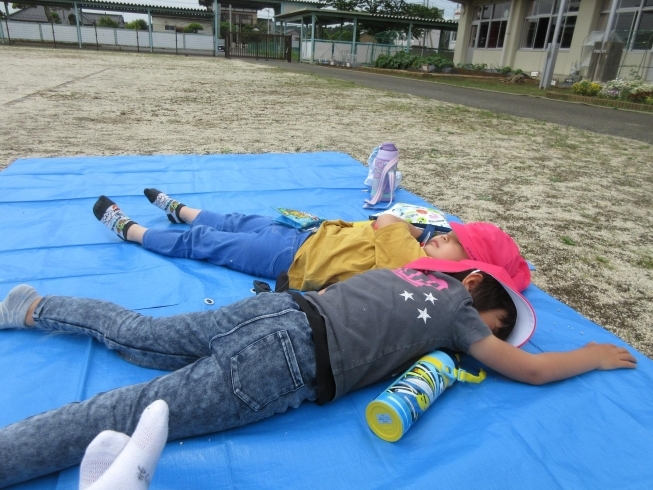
[142,211,313,279]
[0,293,317,487]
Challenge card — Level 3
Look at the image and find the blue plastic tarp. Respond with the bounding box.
[1,153,652,490]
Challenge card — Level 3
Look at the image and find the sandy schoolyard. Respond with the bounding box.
[1,45,651,357]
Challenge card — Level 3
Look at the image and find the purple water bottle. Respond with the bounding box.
[365,142,399,208]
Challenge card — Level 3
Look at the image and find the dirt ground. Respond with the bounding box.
[1,46,652,358]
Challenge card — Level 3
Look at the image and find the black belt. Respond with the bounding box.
[253,271,335,405]
[288,291,336,405]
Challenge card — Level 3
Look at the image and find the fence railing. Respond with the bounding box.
[301,40,408,65]
[0,21,224,54]
[224,32,291,61]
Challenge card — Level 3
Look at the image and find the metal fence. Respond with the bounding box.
[224,32,291,61]
[301,40,407,66]
[0,20,224,54]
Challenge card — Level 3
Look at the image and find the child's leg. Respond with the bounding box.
[144,188,196,224]
[0,295,317,488]
[29,295,218,370]
[142,221,310,278]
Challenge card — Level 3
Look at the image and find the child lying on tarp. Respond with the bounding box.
[0,258,635,487]
[93,189,531,292]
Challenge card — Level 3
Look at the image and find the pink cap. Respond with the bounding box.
[405,258,536,347]
[450,222,531,292]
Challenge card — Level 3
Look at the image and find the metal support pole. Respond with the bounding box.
[540,0,568,89]
[147,8,153,53]
[94,22,98,50]
[51,21,56,49]
[213,0,219,56]
[136,28,139,52]
[406,23,412,53]
[3,0,10,46]
[592,0,620,80]
[175,30,178,54]
[499,4,514,67]
[300,17,303,62]
[602,0,619,45]
[74,1,81,48]
[352,18,357,58]
[310,13,315,64]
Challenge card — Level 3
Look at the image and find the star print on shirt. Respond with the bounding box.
[424,292,437,304]
[400,291,414,301]
[417,308,431,323]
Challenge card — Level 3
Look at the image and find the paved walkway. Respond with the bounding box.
[247,60,653,144]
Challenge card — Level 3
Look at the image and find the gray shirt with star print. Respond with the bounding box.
[305,268,492,400]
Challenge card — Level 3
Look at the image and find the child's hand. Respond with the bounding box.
[583,342,637,370]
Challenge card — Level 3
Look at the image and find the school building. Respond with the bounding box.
[450,0,653,81]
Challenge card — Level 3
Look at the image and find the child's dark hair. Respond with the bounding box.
[447,270,517,341]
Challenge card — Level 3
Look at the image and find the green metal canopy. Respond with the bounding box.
[275,7,458,31]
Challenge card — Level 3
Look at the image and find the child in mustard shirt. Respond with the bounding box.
[93,189,531,292]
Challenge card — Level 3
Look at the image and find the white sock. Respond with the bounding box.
[80,400,169,490]
[79,431,130,490]
[0,284,39,330]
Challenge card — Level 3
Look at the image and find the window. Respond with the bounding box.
[469,2,511,48]
[521,0,581,49]
[598,0,653,49]
[165,25,176,31]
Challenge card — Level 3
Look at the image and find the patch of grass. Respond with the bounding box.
[637,256,653,269]
[219,148,232,154]
[387,72,571,97]
[595,256,610,265]
[561,236,577,246]
[478,195,493,201]
[549,176,564,182]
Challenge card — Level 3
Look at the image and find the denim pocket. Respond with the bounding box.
[231,330,305,411]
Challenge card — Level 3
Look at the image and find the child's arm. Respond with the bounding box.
[374,214,422,238]
[469,335,637,385]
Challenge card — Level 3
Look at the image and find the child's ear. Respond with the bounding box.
[461,272,484,292]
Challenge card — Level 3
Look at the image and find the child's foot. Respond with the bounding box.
[93,196,136,241]
[0,284,39,329]
[144,188,185,224]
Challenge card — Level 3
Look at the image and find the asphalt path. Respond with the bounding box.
[248,59,653,144]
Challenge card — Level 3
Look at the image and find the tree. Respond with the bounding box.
[97,16,118,28]
[125,19,148,30]
[183,22,203,33]
[68,13,76,25]
[50,11,61,24]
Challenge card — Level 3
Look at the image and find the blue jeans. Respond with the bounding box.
[142,211,313,279]
[0,293,317,488]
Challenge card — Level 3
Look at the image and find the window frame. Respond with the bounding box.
[469,2,511,49]
[520,0,581,50]
[598,0,653,50]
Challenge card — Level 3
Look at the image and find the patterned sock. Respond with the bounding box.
[0,284,40,330]
[144,188,185,224]
[93,196,136,241]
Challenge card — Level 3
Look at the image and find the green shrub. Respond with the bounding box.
[125,19,148,30]
[375,52,453,71]
[572,80,603,96]
[420,53,454,71]
[97,16,119,28]
[183,22,204,33]
[598,77,653,102]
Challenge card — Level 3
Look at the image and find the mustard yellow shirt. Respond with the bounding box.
[287,220,426,291]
